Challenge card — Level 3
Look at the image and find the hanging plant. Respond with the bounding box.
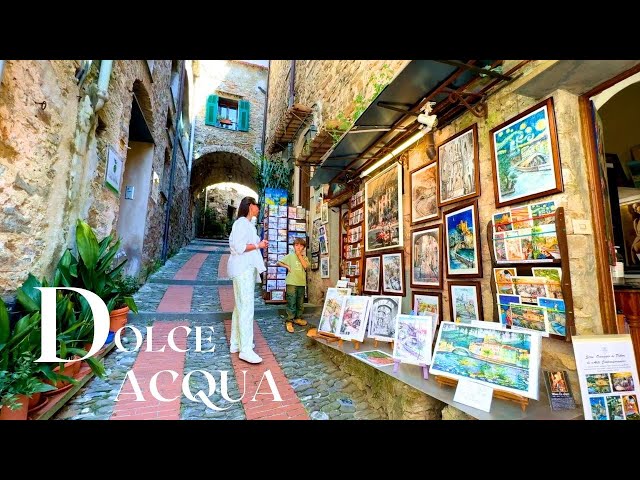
[253,153,293,212]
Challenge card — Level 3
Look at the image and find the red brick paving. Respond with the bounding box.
[218,285,235,312]
[110,321,189,420]
[156,285,194,313]
[217,254,230,279]
[174,253,208,280]
[223,319,309,420]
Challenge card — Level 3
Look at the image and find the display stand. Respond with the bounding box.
[373,339,394,350]
[262,204,307,304]
[486,206,575,341]
[434,375,529,412]
[316,331,340,343]
[338,338,361,350]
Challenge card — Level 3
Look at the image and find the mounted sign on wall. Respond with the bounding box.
[105,146,123,194]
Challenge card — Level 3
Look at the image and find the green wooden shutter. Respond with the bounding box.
[238,99,250,131]
[205,95,219,126]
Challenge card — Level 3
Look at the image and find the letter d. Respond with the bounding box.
[35,287,110,363]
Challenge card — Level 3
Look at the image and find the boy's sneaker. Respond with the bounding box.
[286,322,295,333]
[293,318,307,326]
[239,350,263,364]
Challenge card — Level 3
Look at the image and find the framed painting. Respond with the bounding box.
[444,200,482,278]
[381,251,405,296]
[392,314,434,366]
[337,295,373,342]
[412,291,442,323]
[320,256,330,278]
[367,295,401,342]
[448,281,483,324]
[437,124,480,207]
[410,160,439,224]
[489,97,563,208]
[411,225,442,289]
[318,287,351,335]
[363,255,381,294]
[364,163,403,252]
[430,321,542,400]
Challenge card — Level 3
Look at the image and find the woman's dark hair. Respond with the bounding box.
[237,196,258,218]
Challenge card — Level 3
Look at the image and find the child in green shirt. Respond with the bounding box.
[277,237,310,333]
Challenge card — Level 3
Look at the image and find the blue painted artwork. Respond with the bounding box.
[538,297,566,336]
[497,294,520,326]
[446,205,478,275]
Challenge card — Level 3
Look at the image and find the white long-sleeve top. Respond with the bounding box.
[227,216,266,279]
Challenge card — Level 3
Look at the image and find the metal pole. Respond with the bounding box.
[161,61,187,261]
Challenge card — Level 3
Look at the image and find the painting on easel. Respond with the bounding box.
[367,296,400,342]
[392,314,434,366]
[318,287,351,335]
[338,296,373,343]
[430,322,541,400]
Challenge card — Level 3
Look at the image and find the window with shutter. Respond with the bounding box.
[238,99,250,132]
[205,95,219,126]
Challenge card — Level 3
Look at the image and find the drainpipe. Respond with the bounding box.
[261,60,271,155]
[161,61,187,261]
[288,60,296,108]
[93,60,113,112]
[0,61,6,90]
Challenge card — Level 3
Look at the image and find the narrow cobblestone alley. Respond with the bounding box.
[54,239,385,420]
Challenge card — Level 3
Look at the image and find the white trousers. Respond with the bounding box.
[231,267,257,354]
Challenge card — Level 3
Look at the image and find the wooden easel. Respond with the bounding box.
[434,375,529,412]
[338,338,361,350]
[393,360,429,379]
[315,331,341,343]
[373,339,394,351]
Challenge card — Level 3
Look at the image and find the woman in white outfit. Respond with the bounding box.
[227,197,268,364]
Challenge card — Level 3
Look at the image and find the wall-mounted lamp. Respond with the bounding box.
[305,124,317,143]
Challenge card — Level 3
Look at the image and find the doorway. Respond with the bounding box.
[116,91,155,277]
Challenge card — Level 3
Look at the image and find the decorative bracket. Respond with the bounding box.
[447,90,488,118]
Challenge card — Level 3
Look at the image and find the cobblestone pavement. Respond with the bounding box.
[54,239,385,420]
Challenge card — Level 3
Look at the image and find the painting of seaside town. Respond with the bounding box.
[490,99,562,207]
[445,203,480,276]
[365,163,403,252]
[430,322,541,399]
[537,297,566,336]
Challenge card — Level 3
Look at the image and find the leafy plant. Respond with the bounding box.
[328,64,395,144]
[253,153,292,212]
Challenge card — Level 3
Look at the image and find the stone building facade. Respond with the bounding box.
[0,60,193,297]
[191,60,268,214]
[265,60,410,303]
[267,59,640,408]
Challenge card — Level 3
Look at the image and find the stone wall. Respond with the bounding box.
[205,185,245,219]
[0,60,192,296]
[266,61,410,305]
[192,60,267,165]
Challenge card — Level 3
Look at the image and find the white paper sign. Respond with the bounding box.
[573,334,640,420]
[454,379,493,412]
[336,279,348,288]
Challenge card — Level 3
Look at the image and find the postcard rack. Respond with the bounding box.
[434,375,529,412]
[341,189,364,294]
[486,206,575,341]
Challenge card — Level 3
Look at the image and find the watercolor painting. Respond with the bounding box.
[438,124,479,207]
[393,314,434,366]
[350,350,396,368]
[494,267,516,294]
[338,295,372,342]
[411,226,441,288]
[410,161,439,223]
[318,288,351,335]
[444,201,481,277]
[365,163,403,252]
[537,297,565,337]
[449,282,482,324]
[430,322,541,399]
[363,256,381,293]
[497,293,521,327]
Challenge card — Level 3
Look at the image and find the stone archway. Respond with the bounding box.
[190,149,258,237]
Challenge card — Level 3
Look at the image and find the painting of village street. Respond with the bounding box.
[318,288,350,335]
[393,315,433,366]
[412,227,440,287]
[365,163,403,252]
[338,296,372,342]
[430,322,540,399]
[445,203,480,276]
[490,99,562,207]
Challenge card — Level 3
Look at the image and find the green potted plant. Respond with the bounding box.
[0,299,55,420]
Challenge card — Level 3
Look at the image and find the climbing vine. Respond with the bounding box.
[253,153,293,210]
[328,64,395,144]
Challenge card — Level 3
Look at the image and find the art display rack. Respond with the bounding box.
[486,206,575,341]
[342,189,364,295]
[262,205,307,304]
